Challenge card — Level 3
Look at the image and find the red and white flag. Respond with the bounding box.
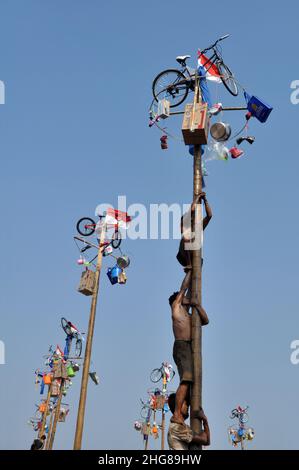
[105,208,132,229]
[197,50,222,83]
[55,345,64,357]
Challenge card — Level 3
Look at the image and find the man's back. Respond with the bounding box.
[168,421,193,450]
[171,301,191,341]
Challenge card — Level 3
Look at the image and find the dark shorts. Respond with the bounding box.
[176,238,191,267]
[173,340,193,383]
[176,238,203,268]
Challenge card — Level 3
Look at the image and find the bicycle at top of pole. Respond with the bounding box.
[152,34,238,108]
[76,215,122,250]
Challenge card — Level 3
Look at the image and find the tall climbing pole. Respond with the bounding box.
[73,223,106,449]
[38,382,52,439]
[190,75,204,449]
[47,377,65,450]
[47,334,73,450]
[161,408,166,450]
[45,406,54,450]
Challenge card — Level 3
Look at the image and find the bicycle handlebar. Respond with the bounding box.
[201,34,230,54]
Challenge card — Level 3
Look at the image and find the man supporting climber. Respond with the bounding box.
[169,271,209,425]
[167,393,210,450]
[169,192,212,425]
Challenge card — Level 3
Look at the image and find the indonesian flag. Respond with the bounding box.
[105,208,132,229]
[197,50,222,83]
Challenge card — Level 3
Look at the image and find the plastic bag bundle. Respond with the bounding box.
[204,141,229,162]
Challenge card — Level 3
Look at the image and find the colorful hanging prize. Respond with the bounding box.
[152,423,159,439]
[107,265,122,285]
[244,91,273,123]
[230,147,244,159]
[209,102,223,116]
[160,135,168,150]
[77,257,91,266]
[116,255,130,269]
[246,428,255,441]
[236,136,255,146]
[134,421,142,431]
[205,141,229,162]
[118,270,127,284]
[210,122,232,142]
[157,99,170,119]
[103,245,113,256]
[149,109,160,127]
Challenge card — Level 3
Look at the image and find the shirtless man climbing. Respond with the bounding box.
[169,270,209,425]
[176,192,212,270]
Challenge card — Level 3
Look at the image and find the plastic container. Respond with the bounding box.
[107,266,122,285]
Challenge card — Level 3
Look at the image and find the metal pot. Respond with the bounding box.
[117,255,130,269]
[210,122,231,142]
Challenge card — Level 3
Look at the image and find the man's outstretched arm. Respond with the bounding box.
[176,270,191,305]
[194,192,212,230]
[189,303,209,326]
[191,413,211,446]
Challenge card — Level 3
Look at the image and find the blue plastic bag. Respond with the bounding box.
[107,266,122,285]
[244,91,273,123]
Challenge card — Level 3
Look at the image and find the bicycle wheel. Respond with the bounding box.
[152,69,189,108]
[140,405,151,420]
[230,409,238,419]
[217,62,238,97]
[111,230,122,249]
[61,317,72,336]
[76,217,96,236]
[239,412,249,424]
[75,338,82,358]
[150,368,162,383]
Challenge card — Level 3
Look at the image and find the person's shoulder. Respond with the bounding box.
[171,300,180,314]
[169,422,193,444]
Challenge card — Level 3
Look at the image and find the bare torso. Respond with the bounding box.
[171,302,191,341]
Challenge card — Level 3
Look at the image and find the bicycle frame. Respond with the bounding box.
[179,64,196,79]
[198,48,222,74]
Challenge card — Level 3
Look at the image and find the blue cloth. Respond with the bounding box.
[197,65,212,108]
[188,145,205,156]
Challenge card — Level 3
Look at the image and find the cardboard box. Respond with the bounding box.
[157,99,170,119]
[182,102,209,145]
[78,269,96,296]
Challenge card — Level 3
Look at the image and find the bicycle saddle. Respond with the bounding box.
[176,55,191,65]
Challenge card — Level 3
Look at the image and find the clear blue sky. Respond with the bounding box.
[0,0,299,450]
